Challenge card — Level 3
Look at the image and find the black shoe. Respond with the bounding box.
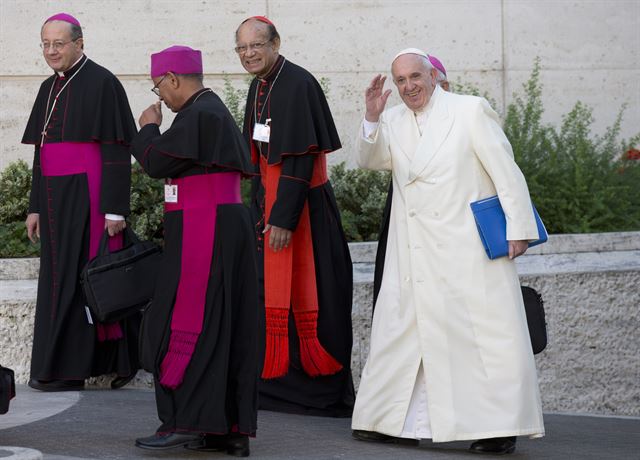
[226,435,250,457]
[186,434,227,452]
[135,432,203,450]
[111,371,137,389]
[352,430,419,446]
[469,436,517,455]
[28,378,84,392]
[187,434,250,457]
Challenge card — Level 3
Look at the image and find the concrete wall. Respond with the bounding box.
[1,0,638,171]
[350,232,640,417]
[1,232,639,416]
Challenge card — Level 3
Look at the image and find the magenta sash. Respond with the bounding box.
[159,172,242,389]
[40,142,123,341]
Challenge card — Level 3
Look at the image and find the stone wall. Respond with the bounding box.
[1,232,639,416]
[351,232,640,416]
[1,0,639,171]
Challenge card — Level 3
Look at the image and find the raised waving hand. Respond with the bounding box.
[365,74,392,122]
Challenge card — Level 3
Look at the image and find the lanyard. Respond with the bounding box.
[40,57,88,147]
[253,58,286,126]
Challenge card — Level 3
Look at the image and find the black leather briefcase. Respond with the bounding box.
[521,286,548,354]
[81,228,162,322]
[0,365,15,414]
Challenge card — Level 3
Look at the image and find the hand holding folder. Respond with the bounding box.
[470,195,548,260]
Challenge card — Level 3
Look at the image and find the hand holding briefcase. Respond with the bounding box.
[81,227,162,322]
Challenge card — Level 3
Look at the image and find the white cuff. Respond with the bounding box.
[362,118,380,139]
[105,214,125,221]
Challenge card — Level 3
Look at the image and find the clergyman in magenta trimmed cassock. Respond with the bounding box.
[131,45,259,456]
[22,12,139,392]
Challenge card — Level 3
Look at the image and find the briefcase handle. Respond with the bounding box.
[98,226,142,255]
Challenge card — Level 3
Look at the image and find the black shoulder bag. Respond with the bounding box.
[81,227,162,322]
[521,286,548,354]
[0,365,16,414]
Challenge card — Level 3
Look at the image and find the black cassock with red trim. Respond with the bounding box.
[243,55,355,417]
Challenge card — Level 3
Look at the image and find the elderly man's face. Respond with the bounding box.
[236,20,280,78]
[41,21,83,73]
[392,54,438,112]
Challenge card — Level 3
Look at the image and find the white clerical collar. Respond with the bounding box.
[57,54,85,76]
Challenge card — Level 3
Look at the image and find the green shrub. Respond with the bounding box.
[1,61,638,258]
[505,58,640,233]
[222,74,254,206]
[0,159,31,223]
[0,160,38,257]
[222,74,251,129]
[128,162,164,244]
[0,161,167,257]
[0,221,39,258]
[329,162,391,241]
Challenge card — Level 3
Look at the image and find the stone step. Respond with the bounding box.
[1,233,639,416]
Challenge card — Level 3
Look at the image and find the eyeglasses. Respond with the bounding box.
[151,74,168,96]
[234,41,270,55]
[40,39,77,51]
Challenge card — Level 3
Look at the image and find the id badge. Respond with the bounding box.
[253,119,271,143]
[164,184,178,203]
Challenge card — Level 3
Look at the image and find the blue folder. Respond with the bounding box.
[470,195,548,260]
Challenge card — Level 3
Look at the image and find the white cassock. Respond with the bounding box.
[351,85,545,442]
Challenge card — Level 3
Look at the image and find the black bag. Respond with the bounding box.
[138,301,164,373]
[0,365,16,415]
[521,286,547,354]
[81,227,162,322]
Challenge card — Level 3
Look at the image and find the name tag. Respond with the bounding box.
[164,184,178,203]
[253,119,271,143]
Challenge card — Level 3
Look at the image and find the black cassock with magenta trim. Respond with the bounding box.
[22,55,139,382]
[132,88,259,435]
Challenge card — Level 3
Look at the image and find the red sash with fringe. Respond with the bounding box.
[158,172,241,389]
[259,153,342,379]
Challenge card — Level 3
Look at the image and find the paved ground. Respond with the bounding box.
[1,385,639,460]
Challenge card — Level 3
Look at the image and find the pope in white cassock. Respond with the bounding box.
[351,48,545,455]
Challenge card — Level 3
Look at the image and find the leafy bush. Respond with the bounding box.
[0,221,40,258]
[329,162,391,241]
[0,161,166,257]
[505,58,640,233]
[0,159,31,223]
[1,61,638,258]
[222,74,251,129]
[0,160,39,257]
[222,74,254,206]
[128,162,164,244]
